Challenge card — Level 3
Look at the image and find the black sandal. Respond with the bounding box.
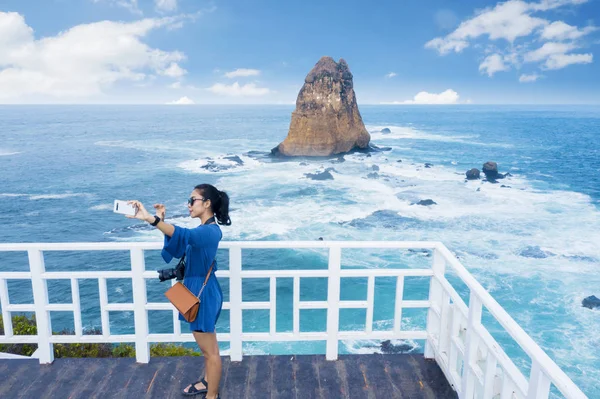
[182,378,208,396]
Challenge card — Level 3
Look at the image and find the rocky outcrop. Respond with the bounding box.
[483,161,508,181]
[583,295,600,309]
[305,168,335,180]
[466,168,480,180]
[415,199,437,206]
[519,246,554,259]
[380,340,414,354]
[272,57,370,156]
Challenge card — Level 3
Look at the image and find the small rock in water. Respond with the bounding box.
[582,295,600,309]
[223,155,244,165]
[372,165,380,171]
[367,172,379,179]
[330,155,346,164]
[305,168,335,180]
[408,249,431,257]
[397,159,402,163]
[519,246,554,259]
[381,340,414,354]
[415,199,437,206]
[466,168,480,180]
[380,128,391,134]
[501,185,511,188]
[424,163,433,168]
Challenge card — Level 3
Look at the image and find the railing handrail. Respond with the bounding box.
[0,240,588,398]
[0,240,440,251]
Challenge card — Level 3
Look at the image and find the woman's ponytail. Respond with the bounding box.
[216,190,231,226]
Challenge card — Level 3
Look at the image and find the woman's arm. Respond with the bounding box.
[127,200,175,237]
[143,215,175,237]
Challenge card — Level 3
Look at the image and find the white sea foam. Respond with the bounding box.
[178,154,262,174]
[368,125,477,143]
[29,193,90,200]
[118,133,600,289]
[90,204,113,211]
[0,151,21,156]
[156,148,600,269]
[367,124,513,148]
[0,193,91,200]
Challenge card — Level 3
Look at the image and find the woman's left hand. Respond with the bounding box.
[126,200,151,222]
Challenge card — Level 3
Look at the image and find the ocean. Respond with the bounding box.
[0,105,598,396]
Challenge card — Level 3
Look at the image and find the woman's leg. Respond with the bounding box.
[193,331,222,399]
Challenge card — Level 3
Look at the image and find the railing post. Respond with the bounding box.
[28,249,54,364]
[461,293,483,398]
[131,249,150,363]
[0,279,13,337]
[425,247,446,359]
[326,246,341,361]
[229,246,243,362]
[527,361,551,399]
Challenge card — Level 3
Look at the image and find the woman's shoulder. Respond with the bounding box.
[193,223,222,240]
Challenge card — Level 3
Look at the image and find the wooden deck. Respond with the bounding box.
[0,354,457,398]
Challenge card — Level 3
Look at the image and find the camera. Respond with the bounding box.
[157,257,185,282]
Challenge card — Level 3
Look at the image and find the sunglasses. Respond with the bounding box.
[188,197,208,206]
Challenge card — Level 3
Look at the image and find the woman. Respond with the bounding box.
[127,183,230,399]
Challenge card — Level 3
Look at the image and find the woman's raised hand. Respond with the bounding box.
[126,200,151,221]
[154,203,166,220]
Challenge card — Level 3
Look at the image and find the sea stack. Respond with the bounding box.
[272,56,371,157]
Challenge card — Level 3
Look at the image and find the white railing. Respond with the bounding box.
[0,241,587,399]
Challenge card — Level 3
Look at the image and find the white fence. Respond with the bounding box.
[0,241,587,399]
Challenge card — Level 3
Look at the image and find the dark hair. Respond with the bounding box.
[194,184,231,226]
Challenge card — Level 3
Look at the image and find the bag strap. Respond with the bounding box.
[197,260,215,299]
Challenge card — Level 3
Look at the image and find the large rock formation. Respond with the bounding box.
[272,57,370,157]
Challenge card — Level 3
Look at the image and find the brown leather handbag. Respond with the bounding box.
[164,261,214,322]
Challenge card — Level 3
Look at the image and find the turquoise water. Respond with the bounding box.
[0,105,598,396]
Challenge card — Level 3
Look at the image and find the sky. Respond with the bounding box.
[0,0,599,104]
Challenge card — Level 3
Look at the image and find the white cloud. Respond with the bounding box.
[479,54,510,76]
[207,82,270,97]
[383,89,460,105]
[544,52,592,69]
[168,81,181,89]
[532,0,589,11]
[385,72,397,78]
[166,96,194,104]
[162,62,186,77]
[0,12,190,101]
[93,0,142,15]
[155,0,177,12]
[541,21,596,41]
[524,42,576,62]
[224,68,260,78]
[519,73,541,82]
[425,0,595,78]
[425,1,547,54]
[523,42,593,70]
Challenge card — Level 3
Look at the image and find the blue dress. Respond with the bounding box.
[161,224,223,332]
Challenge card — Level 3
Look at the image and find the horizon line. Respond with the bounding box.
[0,103,599,106]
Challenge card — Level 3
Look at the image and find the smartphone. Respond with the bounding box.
[113,200,137,216]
